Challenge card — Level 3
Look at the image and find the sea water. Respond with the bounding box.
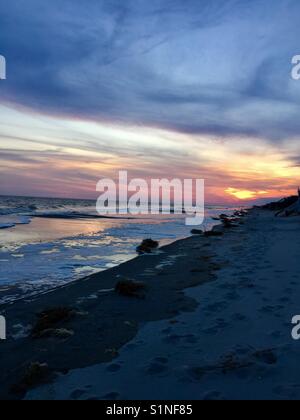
[0,196,239,304]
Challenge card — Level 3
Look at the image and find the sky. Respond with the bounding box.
[0,0,300,203]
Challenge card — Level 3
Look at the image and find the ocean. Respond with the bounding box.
[0,196,239,304]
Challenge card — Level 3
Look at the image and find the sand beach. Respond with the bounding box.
[0,206,299,400]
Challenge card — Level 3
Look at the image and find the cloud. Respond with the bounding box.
[0,0,300,141]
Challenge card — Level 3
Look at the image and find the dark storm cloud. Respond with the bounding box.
[1,0,300,140]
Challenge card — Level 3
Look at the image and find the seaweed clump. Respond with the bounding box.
[136,239,159,254]
[31,307,75,339]
[204,231,223,237]
[11,362,50,394]
[191,229,203,235]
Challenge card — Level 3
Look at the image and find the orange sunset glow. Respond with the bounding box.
[0,104,299,203]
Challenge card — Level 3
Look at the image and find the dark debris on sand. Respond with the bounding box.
[11,362,51,395]
[31,307,75,339]
[191,229,203,235]
[136,239,159,254]
[115,278,146,298]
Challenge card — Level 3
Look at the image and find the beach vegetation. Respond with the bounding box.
[261,195,298,211]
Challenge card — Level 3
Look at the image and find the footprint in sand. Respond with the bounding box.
[203,318,229,335]
[204,301,228,313]
[161,327,173,335]
[146,361,168,375]
[125,343,139,350]
[184,334,198,344]
[231,313,247,322]
[240,270,252,276]
[215,318,229,327]
[107,363,122,373]
[70,389,87,400]
[260,305,284,314]
[254,349,277,365]
[272,385,300,400]
[202,325,220,336]
[163,334,182,344]
[203,391,224,400]
[232,272,240,278]
[279,297,290,304]
[269,330,283,339]
[225,291,240,301]
[153,357,169,364]
[218,282,236,290]
[101,392,120,400]
[239,280,255,289]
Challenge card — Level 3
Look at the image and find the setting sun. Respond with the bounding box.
[225,188,268,200]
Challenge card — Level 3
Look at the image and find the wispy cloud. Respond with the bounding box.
[1,0,300,140]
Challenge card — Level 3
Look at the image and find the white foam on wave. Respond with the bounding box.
[0,223,15,230]
[0,215,32,230]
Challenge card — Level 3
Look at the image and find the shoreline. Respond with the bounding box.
[0,233,204,306]
[0,209,228,305]
[0,228,201,307]
[0,221,224,399]
[3,207,299,400]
